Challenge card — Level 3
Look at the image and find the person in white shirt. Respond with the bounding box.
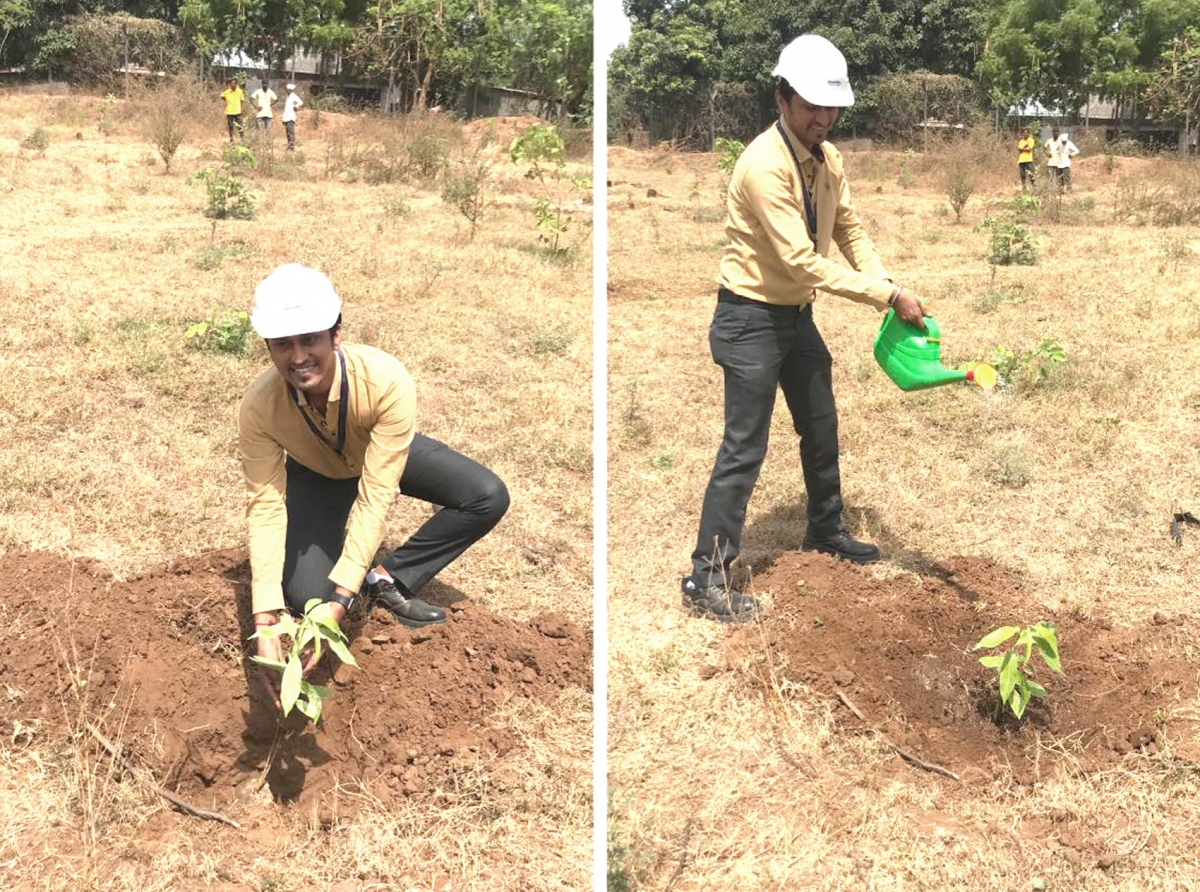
[1044,126,1062,187]
[1056,132,1080,191]
[282,83,304,152]
[250,80,278,135]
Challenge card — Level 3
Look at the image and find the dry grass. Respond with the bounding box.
[608,139,1200,889]
[0,90,592,891]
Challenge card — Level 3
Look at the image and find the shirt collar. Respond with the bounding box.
[778,116,825,165]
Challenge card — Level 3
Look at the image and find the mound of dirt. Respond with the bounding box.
[0,550,590,810]
[733,552,1200,784]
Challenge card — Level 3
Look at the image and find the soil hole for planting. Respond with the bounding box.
[0,550,590,810]
[733,552,1200,783]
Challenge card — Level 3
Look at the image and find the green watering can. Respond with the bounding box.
[873,309,996,392]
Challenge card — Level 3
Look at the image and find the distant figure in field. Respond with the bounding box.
[1044,127,1062,188]
[250,80,278,135]
[282,83,304,152]
[1056,132,1080,191]
[220,77,244,144]
[1017,127,1037,190]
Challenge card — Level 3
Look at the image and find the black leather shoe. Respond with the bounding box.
[801,530,881,564]
[366,579,447,629]
[681,577,759,623]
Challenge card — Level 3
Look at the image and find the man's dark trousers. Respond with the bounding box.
[281,433,510,614]
[691,290,843,587]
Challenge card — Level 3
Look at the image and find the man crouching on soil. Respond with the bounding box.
[239,264,510,698]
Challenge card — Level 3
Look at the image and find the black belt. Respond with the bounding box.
[718,288,812,312]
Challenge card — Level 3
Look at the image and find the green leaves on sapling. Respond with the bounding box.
[972,621,1062,720]
[250,598,358,724]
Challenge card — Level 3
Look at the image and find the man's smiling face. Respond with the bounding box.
[266,327,341,396]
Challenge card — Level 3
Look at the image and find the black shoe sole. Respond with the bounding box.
[682,597,758,624]
[802,543,882,565]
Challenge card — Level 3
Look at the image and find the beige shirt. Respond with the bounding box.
[238,343,416,614]
[718,117,894,310]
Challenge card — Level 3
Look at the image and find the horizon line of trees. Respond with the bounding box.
[0,0,593,117]
[610,0,1200,152]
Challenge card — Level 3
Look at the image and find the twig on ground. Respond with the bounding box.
[257,723,284,792]
[834,691,961,781]
[86,722,240,828]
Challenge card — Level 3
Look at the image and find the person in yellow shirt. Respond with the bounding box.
[1017,127,1037,190]
[683,34,928,623]
[219,76,244,144]
[239,265,510,698]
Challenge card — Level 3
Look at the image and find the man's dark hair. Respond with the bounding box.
[329,313,342,338]
[776,78,797,103]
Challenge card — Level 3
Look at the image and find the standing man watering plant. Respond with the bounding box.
[683,34,928,623]
[239,264,510,696]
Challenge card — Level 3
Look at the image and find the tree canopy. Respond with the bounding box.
[3,0,593,117]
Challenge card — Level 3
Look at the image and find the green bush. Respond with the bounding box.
[21,128,50,154]
[185,310,252,354]
[441,155,492,241]
[188,145,257,219]
[976,216,1038,265]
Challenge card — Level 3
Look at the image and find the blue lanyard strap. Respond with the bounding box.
[288,348,349,458]
[776,118,818,243]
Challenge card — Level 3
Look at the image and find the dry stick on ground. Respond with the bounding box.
[86,722,241,829]
[834,691,961,782]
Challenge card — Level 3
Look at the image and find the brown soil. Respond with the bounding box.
[731,552,1200,785]
[0,549,590,812]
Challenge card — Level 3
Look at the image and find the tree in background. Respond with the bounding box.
[1147,25,1200,154]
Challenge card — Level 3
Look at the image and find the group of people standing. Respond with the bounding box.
[219,78,304,151]
[1017,126,1080,191]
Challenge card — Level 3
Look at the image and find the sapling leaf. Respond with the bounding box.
[249,656,286,670]
[280,655,302,716]
[974,626,1020,650]
[1027,679,1049,698]
[998,651,1018,703]
[308,684,333,701]
[978,654,1005,669]
[326,636,357,667]
[295,693,322,723]
[1010,684,1029,719]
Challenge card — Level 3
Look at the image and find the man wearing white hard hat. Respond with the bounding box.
[683,34,929,623]
[281,83,303,152]
[239,265,509,693]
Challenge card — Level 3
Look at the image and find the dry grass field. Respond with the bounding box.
[0,87,592,891]
[608,135,1200,890]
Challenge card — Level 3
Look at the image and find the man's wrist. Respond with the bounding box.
[254,611,280,627]
[888,284,904,307]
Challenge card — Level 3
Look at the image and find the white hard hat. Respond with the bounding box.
[250,264,342,338]
[773,34,854,108]
[286,83,296,91]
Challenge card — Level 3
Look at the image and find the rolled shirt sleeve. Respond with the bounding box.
[238,393,289,615]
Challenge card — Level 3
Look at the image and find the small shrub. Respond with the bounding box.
[976,216,1038,265]
[97,93,118,135]
[943,166,976,222]
[985,338,1066,390]
[147,99,186,172]
[529,325,575,356]
[985,444,1031,488]
[714,136,744,199]
[21,128,51,154]
[441,154,492,241]
[511,123,582,254]
[185,309,252,353]
[408,131,450,180]
[1004,192,1042,220]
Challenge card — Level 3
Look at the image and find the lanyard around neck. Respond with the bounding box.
[288,348,348,458]
[776,118,818,243]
